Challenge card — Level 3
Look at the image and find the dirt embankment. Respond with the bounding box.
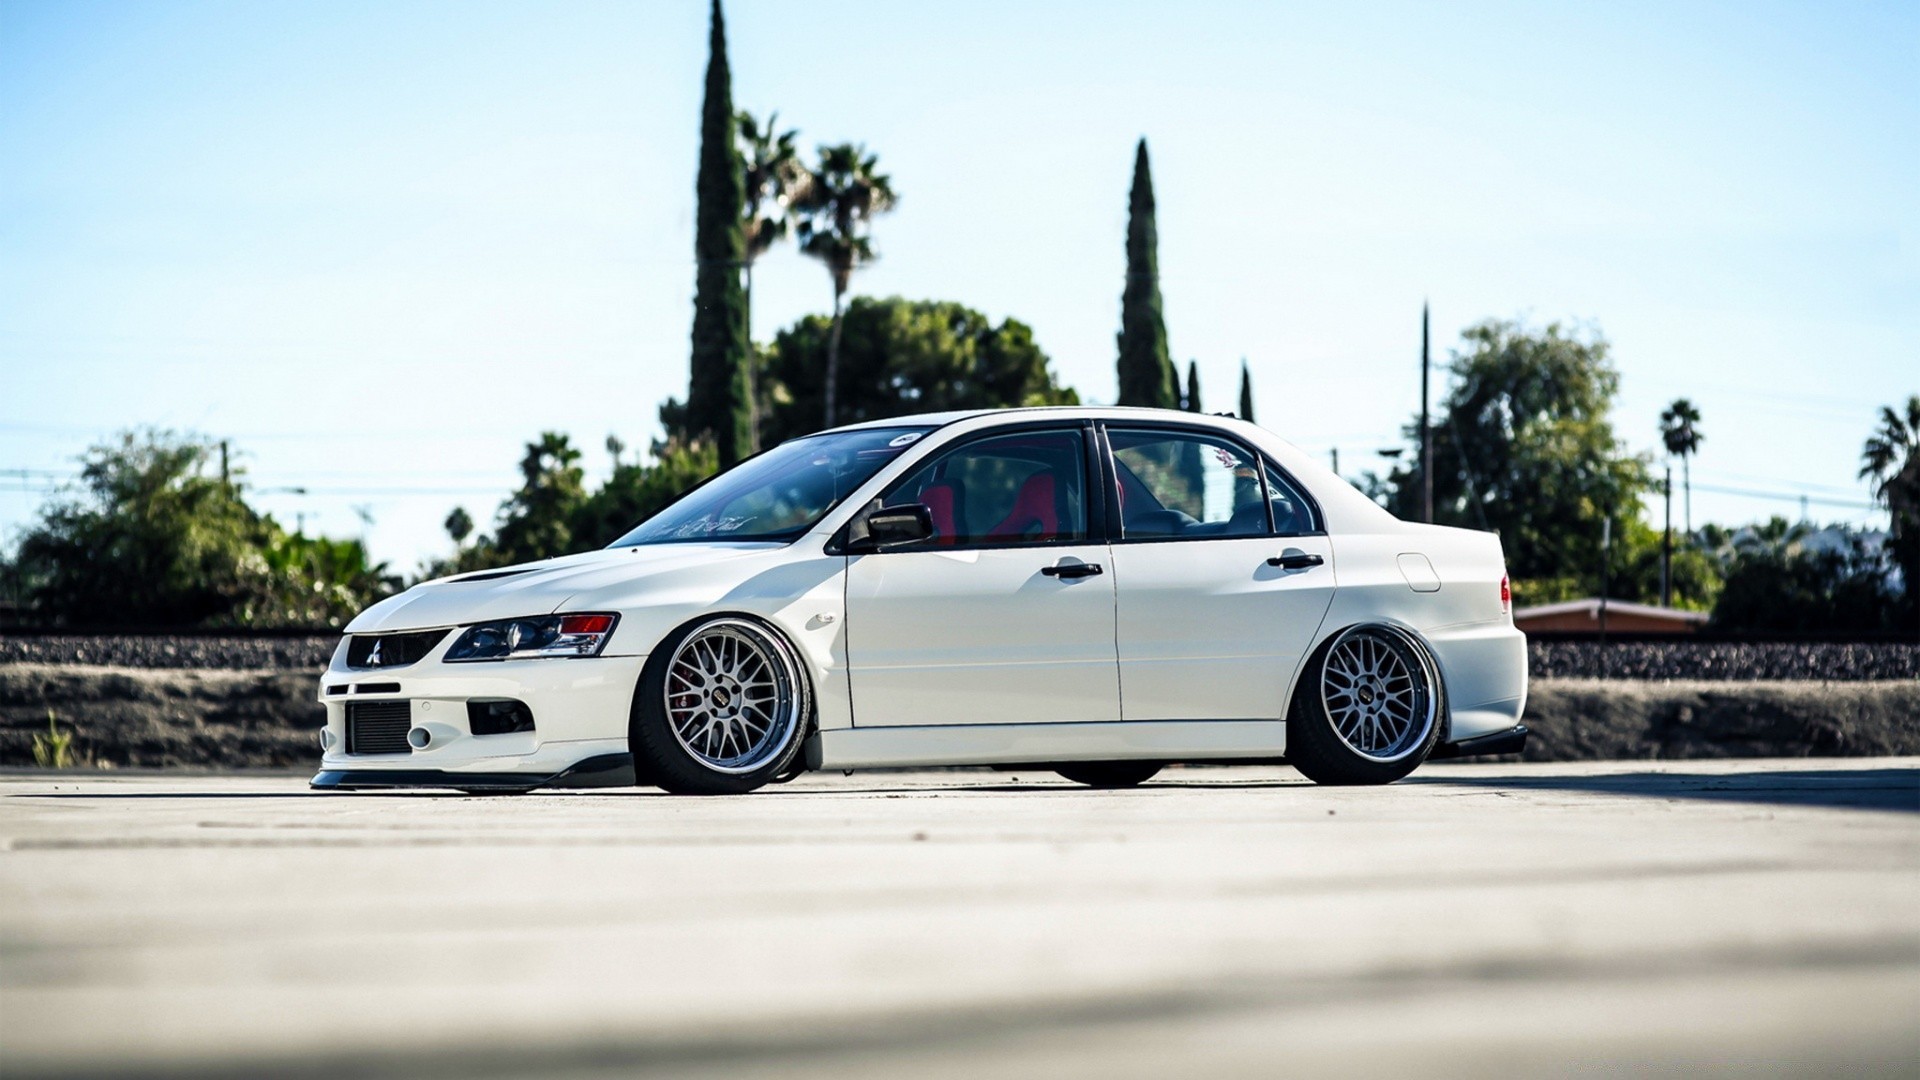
[0,665,323,769]
[2,664,1916,770]
[1511,680,1920,762]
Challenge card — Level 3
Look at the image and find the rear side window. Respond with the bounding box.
[1110,428,1268,539]
[885,429,1089,547]
[1263,460,1316,536]
[1109,427,1317,539]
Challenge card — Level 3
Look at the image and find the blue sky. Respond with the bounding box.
[2,0,1914,571]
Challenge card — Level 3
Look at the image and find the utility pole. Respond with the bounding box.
[1330,447,1340,477]
[1420,302,1433,523]
[1661,463,1673,607]
[219,440,230,491]
[1599,513,1611,679]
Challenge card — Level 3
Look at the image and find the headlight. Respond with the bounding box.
[444,613,618,662]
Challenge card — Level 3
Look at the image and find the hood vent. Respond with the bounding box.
[446,567,536,583]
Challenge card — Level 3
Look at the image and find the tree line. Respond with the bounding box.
[3,348,1910,633]
[1365,323,1916,633]
[0,0,1912,635]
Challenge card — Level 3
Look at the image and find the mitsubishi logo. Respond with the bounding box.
[367,639,384,666]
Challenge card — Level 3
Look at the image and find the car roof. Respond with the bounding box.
[823,405,1248,433]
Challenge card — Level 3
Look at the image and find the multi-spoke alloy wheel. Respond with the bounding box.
[1287,625,1443,785]
[631,617,809,794]
[1320,629,1433,763]
[664,620,800,773]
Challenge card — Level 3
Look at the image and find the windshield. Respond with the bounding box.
[609,427,934,546]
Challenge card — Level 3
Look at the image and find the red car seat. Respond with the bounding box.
[988,472,1059,541]
[919,481,963,545]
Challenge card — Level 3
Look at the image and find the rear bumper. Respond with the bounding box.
[312,752,637,792]
[1431,724,1529,760]
[1425,620,1528,741]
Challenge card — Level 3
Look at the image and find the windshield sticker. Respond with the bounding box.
[668,515,758,538]
[888,432,924,448]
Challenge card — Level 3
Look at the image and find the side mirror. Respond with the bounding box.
[846,503,935,553]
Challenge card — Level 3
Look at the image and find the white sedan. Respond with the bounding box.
[313,407,1528,794]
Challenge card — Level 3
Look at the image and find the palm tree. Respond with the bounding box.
[1659,398,1704,535]
[737,109,809,448]
[1862,397,1920,630]
[1861,396,1920,539]
[795,143,897,428]
[1860,396,1920,502]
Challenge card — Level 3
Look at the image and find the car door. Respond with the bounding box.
[1103,424,1336,721]
[845,424,1120,727]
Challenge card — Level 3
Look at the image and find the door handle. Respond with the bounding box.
[1266,552,1324,570]
[1042,562,1104,579]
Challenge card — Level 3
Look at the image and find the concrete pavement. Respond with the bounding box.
[2,759,1916,1078]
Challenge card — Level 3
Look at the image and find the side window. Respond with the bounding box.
[1264,460,1317,536]
[885,429,1089,546]
[1109,428,1269,540]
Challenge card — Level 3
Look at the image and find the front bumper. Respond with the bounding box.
[313,650,648,783]
[312,752,637,792]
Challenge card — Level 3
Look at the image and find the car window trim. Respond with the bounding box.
[1095,420,1326,545]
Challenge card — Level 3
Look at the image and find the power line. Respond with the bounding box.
[1689,482,1877,511]
[1689,467,1867,498]
[0,479,505,497]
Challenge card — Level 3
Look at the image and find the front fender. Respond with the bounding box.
[570,551,855,732]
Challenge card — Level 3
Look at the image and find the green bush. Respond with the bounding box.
[9,430,396,627]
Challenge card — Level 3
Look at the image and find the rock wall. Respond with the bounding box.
[1528,641,1919,681]
[4,635,1916,681]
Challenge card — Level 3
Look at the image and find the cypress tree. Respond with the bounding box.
[1238,360,1255,423]
[1116,139,1179,409]
[684,0,753,466]
[1177,359,1206,497]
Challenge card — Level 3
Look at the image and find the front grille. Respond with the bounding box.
[346,700,413,755]
[345,629,450,670]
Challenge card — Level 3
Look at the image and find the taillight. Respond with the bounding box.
[1500,573,1511,612]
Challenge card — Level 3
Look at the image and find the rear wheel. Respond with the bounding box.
[629,617,810,795]
[1054,762,1162,788]
[1286,625,1442,786]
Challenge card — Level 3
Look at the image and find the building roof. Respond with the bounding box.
[1513,598,1710,625]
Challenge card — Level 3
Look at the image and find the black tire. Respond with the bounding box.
[1286,625,1444,786]
[629,616,811,795]
[1054,762,1163,788]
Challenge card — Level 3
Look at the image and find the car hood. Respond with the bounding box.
[344,544,786,633]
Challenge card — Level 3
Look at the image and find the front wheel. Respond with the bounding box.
[1286,625,1443,786]
[629,617,810,795]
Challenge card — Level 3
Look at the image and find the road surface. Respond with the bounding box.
[3,759,1917,1078]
